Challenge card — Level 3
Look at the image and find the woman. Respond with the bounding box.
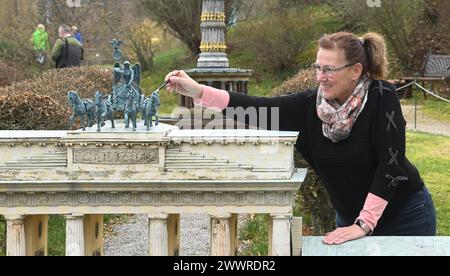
[165,32,437,245]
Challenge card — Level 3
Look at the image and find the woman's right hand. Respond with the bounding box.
[165,71,204,100]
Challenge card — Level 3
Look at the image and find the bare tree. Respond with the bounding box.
[138,0,240,56]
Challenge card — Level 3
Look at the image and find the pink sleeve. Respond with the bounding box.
[193,86,230,112]
[356,193,389,231]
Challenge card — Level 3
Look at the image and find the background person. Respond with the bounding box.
[31,24,49,64]
[51,25,84,69]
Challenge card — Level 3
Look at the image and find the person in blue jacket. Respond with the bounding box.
[71,26,84,45]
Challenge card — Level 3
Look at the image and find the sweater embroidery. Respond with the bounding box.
[386,111,398,132]
[376,81,392,96]
[386,175,409,189]
[388,147,399,167]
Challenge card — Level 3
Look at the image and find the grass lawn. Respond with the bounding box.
[406,131,450,236]
[423,100,450,123]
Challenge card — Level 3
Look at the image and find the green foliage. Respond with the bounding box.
[329,0,430,76]
[0,216,5,256]
[229,5,343,75]
[47,216,66,256]
[239,215,268,256]
[0,38,35,66]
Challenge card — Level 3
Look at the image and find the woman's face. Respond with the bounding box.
[315,48,361,104]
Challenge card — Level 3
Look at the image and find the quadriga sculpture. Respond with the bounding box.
[94,91,115,132]
[67,91,95,131]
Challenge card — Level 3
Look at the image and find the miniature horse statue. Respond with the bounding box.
[143,91,160,131]
[67,91,95,131]
[124,90,139,131]
[94,91,115,132]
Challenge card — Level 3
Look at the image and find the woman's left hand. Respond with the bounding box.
[323,225,368,245]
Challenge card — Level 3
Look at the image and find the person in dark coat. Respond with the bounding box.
[51,25,83,69]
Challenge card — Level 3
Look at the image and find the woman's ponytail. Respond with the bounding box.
[362,33,389,80]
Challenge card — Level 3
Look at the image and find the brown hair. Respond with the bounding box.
[318,32,389,80]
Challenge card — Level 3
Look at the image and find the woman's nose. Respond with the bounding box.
[317,71,327,82]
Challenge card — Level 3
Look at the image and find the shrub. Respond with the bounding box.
[272,68,317,96]
[0,92,69,130]
[0,60,27,87]
[0,37,35,66]
[0,66,113,130]
[272,69,335,235]
[0,66,112,104]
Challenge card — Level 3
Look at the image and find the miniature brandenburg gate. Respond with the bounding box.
[0,123,306,256]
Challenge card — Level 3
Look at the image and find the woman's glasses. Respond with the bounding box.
[311,63,355,78]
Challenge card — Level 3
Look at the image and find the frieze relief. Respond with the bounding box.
[0,191,292,207]
[73,148,159,164]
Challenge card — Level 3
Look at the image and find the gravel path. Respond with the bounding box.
[104,214,210,256]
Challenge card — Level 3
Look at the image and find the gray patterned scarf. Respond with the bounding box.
[317,78,371,143]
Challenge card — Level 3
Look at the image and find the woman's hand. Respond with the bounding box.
[323,225,368,245]
[165,70,204,100]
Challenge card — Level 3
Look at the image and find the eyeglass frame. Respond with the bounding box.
[311,63,356,78]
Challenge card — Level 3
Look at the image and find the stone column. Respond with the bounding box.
[210,213,233,256]
[269,214,291,256]
[148,214,169,256]
[232,81,238,93]
[65,213,85,256]
[5,215,26,256]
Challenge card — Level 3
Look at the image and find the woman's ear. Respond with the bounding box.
[352,63,364,80]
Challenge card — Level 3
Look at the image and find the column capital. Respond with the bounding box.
[148,213,169,220]
[3,214,25,222]
[210,212,232,219]
[270,214,292,220]
[64,213,85,220]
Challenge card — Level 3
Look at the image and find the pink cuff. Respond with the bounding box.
[357,193,389,231]
[193,86,230,112]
